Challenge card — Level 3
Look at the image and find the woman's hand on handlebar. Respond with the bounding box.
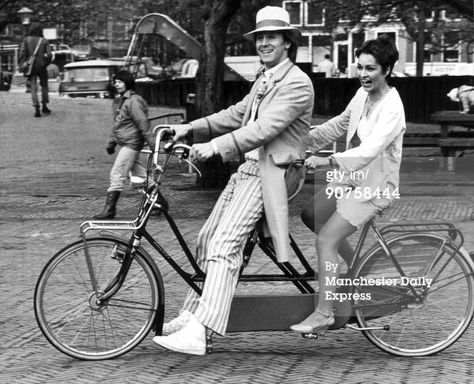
[190,143,215,163]
[169,124,192,142]
[305,155,330,169]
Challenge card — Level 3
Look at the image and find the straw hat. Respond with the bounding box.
[244,6,301,41]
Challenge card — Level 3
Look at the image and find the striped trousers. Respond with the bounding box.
[182,160,264,335]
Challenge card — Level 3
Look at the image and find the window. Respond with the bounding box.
[63,67,110,82]
[1,25,11,37]
[283,1,302,26]
[376,32,396,44]
[114,20,129,39]
[312,34,332,66]
[312,34,332,48]
[442,8,461,20]
[306,3,324,26]
[335,33,348,41]
[96,20,107,39]
[299,35,309,47]
[424,49,433,62]
[443,50,459,62]
[352,32,365,62]
[443,31,460,62]
[338,9,351,23]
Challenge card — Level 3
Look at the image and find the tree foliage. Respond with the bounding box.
[365,0,473,75]
[307,0,473,76]
[308,0,364,31]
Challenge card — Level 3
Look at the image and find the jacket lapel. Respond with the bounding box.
[248,60,295,122]
[346,91,367,147]
[262,60,293,98]
[242,71,265,125]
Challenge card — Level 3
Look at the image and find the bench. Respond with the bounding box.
[430,111,474,170]
[403,133,440,147]
[438,137,474,150]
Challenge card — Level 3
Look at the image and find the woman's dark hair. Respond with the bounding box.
[355,34,399,77]
[28,23,44,37]
[114,69,135,91]
[282,31,299,63]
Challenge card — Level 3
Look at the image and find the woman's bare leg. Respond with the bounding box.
[315,212,357,314]
[301,188,355,265]
[292,211,356,332]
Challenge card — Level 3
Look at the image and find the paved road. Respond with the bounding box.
[1,92,474,384]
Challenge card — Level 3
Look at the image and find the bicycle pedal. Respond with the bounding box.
[302,333,319,339]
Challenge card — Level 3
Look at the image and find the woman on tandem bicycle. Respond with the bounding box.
[291,35,406,335]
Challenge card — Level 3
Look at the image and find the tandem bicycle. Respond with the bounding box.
[34,127,474,360]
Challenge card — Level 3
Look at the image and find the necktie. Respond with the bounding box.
[246,71,271,161]
[250,72,272,122]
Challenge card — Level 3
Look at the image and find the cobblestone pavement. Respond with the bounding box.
[1,93,474,383]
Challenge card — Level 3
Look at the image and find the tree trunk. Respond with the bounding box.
[415,4,426,77]
[194,0,242,188]
[196,16,227,116]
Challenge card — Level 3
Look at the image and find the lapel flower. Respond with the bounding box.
[256,81,267,99]
[256,73,273,99]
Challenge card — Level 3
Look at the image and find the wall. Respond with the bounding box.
[136,75,474,123]
[312,75,474,122]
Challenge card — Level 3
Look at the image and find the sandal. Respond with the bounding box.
[290,308,335,335]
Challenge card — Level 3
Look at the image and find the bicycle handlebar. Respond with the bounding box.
[152,126,202,178]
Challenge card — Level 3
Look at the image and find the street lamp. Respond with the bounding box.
[17,7,33,38]
[17,7,33,25]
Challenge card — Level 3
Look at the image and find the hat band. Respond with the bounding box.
[255,19,291,29]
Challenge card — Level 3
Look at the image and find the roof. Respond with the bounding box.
[64,59,125,68]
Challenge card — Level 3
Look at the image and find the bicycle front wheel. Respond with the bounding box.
[353,234,474,357]
[34,237,163,360]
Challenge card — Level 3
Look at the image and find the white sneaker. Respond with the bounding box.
[153,314,206,356]
[162,310,192,336]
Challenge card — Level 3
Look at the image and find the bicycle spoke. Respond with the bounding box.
[107,298,154,311]
[427,271,470,294]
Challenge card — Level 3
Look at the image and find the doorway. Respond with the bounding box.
[335,42,348,76]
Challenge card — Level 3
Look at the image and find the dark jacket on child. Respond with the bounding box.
[110,90,154,151]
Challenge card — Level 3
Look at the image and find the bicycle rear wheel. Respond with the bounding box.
[34,237,163,360]
[353,234,474,357]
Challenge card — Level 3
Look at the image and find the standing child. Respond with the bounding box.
[94,70,155,219]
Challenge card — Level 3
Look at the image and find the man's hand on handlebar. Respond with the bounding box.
[169,124,192,143]
[160,125,215,163]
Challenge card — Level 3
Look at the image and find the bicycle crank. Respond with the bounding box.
[346,324,390,331]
